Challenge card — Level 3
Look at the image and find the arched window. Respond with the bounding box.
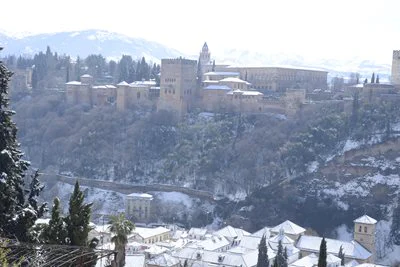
[364,226,367,233]
[359,225,362,232]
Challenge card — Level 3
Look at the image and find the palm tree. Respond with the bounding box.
[108,213,135,267]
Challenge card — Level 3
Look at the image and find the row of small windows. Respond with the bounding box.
[165,78,176,83]
[165,89,176,94]
[358,225,368,233]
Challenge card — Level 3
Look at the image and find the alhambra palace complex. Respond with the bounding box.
[65,44,400,117]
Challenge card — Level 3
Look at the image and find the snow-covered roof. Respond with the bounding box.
[269,232,294,245]
[147,253,180,267]
[189,235,230,251]
[296,236,372,260]
[173,247,260,267]
[92,85,116,89]
[242,91,263,96]
[66,81,82,85]
[123,254,145,267]
[204,85,232,90]
[214,225,250,241]
[202,80,220,84]
[188,228,208,237]
[252,227,272,238]
[353,215,377,225]
[145,245,168,255]
[131,227,170,239]
[270,220,306,236]
[236,235,262,250]
[289,253,340,267]
[131,80,157,86]
[226,64,328,72]
[126,193,153,199]
[344,260,359,267]
[117,81,129,86]
[226,89,263,96]
[204,71,240,76]
[81,74,93,78]
[354,264,388,267]
[220,77,248,83]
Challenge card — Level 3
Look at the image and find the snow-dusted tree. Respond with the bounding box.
[256,234,269,267]
[318,237,327,267]
[65,180,93,246]
[273,240,286,267]
[43,197,67,244]
[108,213,135,267]
[0,48,47,241]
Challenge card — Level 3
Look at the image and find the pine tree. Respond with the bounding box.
[338,245,345,266]
[364,78,368,85]
[376,75,380,84]
[390,193,400,245]
[273,240,286,267]
[212,60,216,72]
[0,48,47,241]
[65,180,93,246]
[371,72,375,84]
[44,197,67,244]
[257,235,269,267]
[318,237,327,267]
[283,247,288,267]
[109,213,135,267]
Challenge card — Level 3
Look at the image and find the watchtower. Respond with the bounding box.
[391,50,400,86]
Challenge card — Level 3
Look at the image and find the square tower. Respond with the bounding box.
[125,193,153,222]
[391,50,400,86]
[353,215,377,262]
[158,58,197,116]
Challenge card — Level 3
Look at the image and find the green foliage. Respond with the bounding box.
[256,235,269,267]
[43,197,68,244]
[273,240,287,267]
[108,213,135,267]
[65,181,93,246]
[318,237,327,267]
[0,49,47,241]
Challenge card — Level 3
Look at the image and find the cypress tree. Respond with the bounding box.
[212,60,216,72]
[0,48,47,241]
[44,197,67,244]
[257,235,269,267]
[273,240,286,267]
[390,193,400,245]
[338,245,345,266]
[371,72,375,84]
[318,237,327,267]
[376,75,380,84]
[65,180,93,246]
[364,78,368,85]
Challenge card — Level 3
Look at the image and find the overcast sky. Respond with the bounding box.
[1,0,399,63]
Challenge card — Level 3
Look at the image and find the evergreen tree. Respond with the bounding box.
[212,60,216,72]
[364,78,368,85]
[376,75,380,84]
[43,197,67,244]
[283,247,288,267]
[65,180,93,246]
[257,234,269,267]
[0,48,47,241]
[109,213,135,267]
[371,72,375,84]
[197,56,202,87]
[390,193,400,245]
[318,237,327,267]
[338,245,345,266]
[273,240,286,267]
[245,71,248,81]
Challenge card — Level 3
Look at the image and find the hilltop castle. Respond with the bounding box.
[65,43,330,117]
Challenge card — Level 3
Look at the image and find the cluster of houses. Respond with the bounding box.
[88,214,383,267]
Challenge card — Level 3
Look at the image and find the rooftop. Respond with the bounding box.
[296,236,372,260]
[130,226,170,240]
[126,192,153,199]
[220,77,248,84]
[353,215,377,225]
[270,220,306,235]
[204,71,240,76]
[204,85,232,91]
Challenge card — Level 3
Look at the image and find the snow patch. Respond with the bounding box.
[307,161,319,173]
[343,139,361,153]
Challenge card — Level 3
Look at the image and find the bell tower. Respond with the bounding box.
[199,42,211,68]
[353,215,377,263]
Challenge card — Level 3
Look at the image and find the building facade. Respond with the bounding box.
[157,58,197,116]
[125,193,153,222]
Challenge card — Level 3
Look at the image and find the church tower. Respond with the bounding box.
[353,215,377,263]
[391,50,400,87]
[199,42,211,68]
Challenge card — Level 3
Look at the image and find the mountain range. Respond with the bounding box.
[0,29,392,81]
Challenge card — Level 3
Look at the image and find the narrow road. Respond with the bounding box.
[39,173,216,202]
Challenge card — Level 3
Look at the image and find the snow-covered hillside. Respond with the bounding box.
[0,30,182,61]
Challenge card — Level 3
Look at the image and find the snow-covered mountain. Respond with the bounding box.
[0,30,183,62]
